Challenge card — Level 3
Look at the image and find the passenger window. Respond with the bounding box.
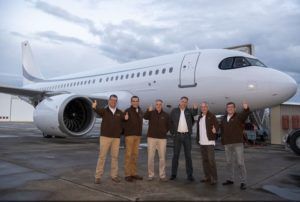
[137,72,140,77]
[143,71,146,76]
[169,67,173,73]
[111,76,113,81]
[155,69,159,75]
[120,75,124,80]
[99,78,102,83]
[131,73,135,78]
[149,70,153,76]
[116,75,119,80]
[162,68,166,74]
[84,81,87,85]
[93,79,95,84]
[126,74,129,79]
[106,77,109,82]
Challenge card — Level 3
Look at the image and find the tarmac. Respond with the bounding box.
[0,122,299,201]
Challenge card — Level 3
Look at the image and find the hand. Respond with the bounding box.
[242,100,248,109]
[193,103,198,109]
[212,125,216,134]
[148,105,153,111]
[124,112,129,120]
[92,100,97,109]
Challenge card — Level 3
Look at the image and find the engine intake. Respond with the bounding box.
[33,94,95,137]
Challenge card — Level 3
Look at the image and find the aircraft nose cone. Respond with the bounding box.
[277,73,297,100]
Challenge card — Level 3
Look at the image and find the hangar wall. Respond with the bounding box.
[0,93,34,122]
[270,102,300,144]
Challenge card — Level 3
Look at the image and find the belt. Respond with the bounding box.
[177,132,189,135]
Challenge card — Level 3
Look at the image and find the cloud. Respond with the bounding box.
[32,0,102,35]
[35,31,93,47]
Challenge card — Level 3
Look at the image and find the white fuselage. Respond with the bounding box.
[23,49,297,113]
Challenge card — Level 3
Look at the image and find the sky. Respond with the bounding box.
[0,0,300,101]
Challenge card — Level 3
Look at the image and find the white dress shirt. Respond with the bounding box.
[109,106,116,115]
[227,115,232,122]
[199,115,215,145]
[177,109,189,133]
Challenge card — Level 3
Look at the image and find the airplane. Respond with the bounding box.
[0,41,297,139]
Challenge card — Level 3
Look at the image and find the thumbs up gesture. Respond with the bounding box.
[92,100,97,109]
[212,125,216,134]
[148,105,153,111]
[125,112,129,120]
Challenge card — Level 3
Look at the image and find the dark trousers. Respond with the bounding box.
[171,133,193,177]
[200,145,217,182]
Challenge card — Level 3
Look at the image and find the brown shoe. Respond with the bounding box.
[112,177,121,183]
[132,175,143,180]
[200,178,210,183]
[94,178,101,184]
[125,176,134,182]
[159,177,168,182]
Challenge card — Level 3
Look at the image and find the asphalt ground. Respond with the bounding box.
[0,122,299,201]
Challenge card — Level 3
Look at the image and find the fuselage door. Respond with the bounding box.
[178,52,200,88]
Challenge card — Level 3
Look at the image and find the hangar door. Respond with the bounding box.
[178,52,200,88]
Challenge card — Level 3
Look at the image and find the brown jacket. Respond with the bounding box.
[143,109,170,139]
[94,107,124,138]
[196,111,219,143]
[124,106,143,136]
[220,108,251,145]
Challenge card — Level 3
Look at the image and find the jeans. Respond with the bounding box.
[171,133,193,177]
[224,143,247,183]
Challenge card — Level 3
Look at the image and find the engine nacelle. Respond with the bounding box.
[33,94,96,137]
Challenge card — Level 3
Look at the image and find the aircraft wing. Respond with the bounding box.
[0,85,133,109]
[0,85,69,99]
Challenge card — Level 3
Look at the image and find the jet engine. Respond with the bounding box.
[33,94,95,137]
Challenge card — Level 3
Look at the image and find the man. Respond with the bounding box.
[196,102,219,185]
[123,96,144,182]
[144,99,170,181]
[92,94,126,184]
[221,101,250,190]
[170,96,198,181]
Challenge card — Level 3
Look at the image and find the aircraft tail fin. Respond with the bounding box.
[22,41,45,86]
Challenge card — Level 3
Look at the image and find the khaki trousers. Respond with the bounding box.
[124,136,141,177]
[147,137,167,178]
[95,136,120,179]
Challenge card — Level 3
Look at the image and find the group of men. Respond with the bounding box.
[92,94,250,190]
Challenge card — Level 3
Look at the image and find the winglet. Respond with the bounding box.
[22,41,45,85]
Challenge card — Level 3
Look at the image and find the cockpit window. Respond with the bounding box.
[233,57,250,68]
[219,57,234,70]
[219,56,267,70]
[246,57,266,67]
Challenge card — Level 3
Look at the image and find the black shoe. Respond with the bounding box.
[125,176,133,182]
[222,180,234,185]
[187,176,195,182]
[169,175,176,180]
[132,175,143,180]
[240,183,246,190]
